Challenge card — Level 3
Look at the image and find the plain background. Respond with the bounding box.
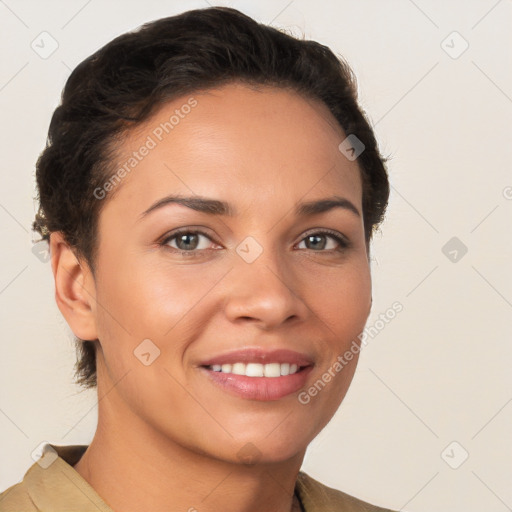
[1,1,511,511]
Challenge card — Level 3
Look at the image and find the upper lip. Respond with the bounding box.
[199,348,314,367]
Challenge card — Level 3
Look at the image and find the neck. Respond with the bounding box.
[73,368,305,512]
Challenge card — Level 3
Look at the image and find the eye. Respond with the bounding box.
[296,229,350,252]
[161,229,218,255]
[160,227,350,256]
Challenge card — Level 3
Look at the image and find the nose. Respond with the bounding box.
[223,245,309,330]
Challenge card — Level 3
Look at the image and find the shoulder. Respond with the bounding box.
[0,444,98,512]
[0,481,37,512]
[296,471,399,512]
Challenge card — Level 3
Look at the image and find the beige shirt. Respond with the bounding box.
[0,444,397,511]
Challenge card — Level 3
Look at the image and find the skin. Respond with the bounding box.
[51,81,372,512]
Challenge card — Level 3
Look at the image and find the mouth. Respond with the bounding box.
[198,348,314,401]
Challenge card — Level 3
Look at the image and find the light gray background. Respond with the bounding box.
[1,1,511,511]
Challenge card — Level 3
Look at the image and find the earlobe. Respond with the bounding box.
[50,232,98,341]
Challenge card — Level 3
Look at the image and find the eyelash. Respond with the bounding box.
[159,228,350,257]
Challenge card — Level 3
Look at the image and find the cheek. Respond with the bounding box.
[92,255,225,373]
[95,255,190,332]
[297,263,370,424]
[314,260,372,340]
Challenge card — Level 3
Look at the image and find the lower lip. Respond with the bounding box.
[201,366,314,401]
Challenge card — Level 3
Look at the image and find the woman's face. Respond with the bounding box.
[85,82,372,463]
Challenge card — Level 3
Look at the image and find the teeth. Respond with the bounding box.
[246,363,264,377]
[263,363,280,377]
[232,362,245,375]
[208,362,301,377]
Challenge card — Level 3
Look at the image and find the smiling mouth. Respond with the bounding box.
[203,362,304,377]
[198,348,315,400]
[200,362,314,401]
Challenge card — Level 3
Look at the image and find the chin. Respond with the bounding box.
[217,423,318,466]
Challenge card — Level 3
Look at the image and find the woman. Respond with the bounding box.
[0,6,396,512]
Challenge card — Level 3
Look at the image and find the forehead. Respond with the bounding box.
[102,82,363,220]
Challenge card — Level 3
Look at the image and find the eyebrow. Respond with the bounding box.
[139,194,360,220]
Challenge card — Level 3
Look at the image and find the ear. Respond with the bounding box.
[50,232,98,341]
